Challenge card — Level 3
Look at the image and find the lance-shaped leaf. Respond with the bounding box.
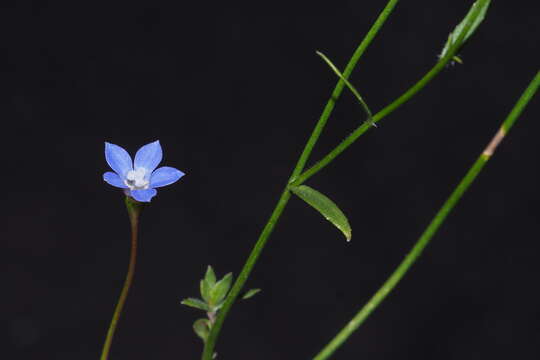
[200,279,212,303]
[181,297,210,311]
[204,265,217,287]
[242,288,261,300]
[316,51,374,126]
[200,265,218,303]
[209,272,233,306]
[439,0,491,59]
[290,185,352,241]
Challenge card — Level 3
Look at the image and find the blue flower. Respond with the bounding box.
[103,140,185,202]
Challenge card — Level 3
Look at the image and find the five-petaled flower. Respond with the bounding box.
[103,140,185,202]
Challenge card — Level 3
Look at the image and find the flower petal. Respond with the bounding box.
[150,167,185,188]
[131,189,157,202]
[105,142,133,178]
[134,140,162,173]
[103,172,128,188]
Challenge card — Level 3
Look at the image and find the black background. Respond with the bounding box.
[3,1,540,359]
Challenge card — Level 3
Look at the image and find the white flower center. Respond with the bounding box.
[125,168,150,190]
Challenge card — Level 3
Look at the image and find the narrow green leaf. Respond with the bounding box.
[209,273,233,305]
[290,185,352,241]
[193,318,211,341]
[205,266,217,288]
[439,0,491,59]
[242,288,261,300]
[316,51,374,126]
[452,55,463,64]
[181,297,210,311]
[200,279,211,303]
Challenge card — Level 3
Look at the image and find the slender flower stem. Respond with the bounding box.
[313,70,540,360]
[292,0,490,187]
[201,2,400,359]
[100,197,143,360]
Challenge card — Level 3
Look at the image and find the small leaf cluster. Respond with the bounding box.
[181,266,260,342]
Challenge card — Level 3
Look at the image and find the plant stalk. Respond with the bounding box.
[100,197,143,360]
[201,1,401,359]
[312,70,540,360]
[292,0,491,187]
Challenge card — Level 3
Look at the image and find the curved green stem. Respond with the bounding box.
[292,0,490,187]
[100,197,143,360]
[313,70,540,360]
[201,2,400,359]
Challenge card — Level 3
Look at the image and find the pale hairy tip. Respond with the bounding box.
[483,127,506,157]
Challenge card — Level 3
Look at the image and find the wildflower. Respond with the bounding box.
[103,140,185,202]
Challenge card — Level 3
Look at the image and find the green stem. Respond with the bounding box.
[289,0,400,182]
[201,189,290,360]
[100,197,143,360]
[292,0,490,187]
[312,70,540,360]
[201,2,400,359]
